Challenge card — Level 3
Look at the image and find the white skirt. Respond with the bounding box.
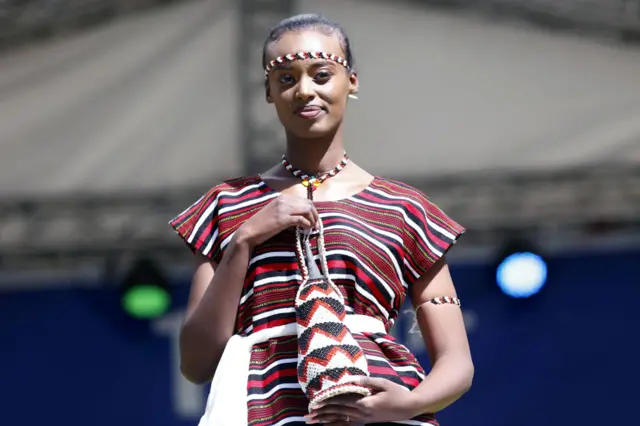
[199,314,386,426]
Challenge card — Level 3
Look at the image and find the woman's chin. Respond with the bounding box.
[290,120,339,139]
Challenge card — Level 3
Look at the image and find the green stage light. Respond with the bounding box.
[122,284,171,319]
[121,258,172,319]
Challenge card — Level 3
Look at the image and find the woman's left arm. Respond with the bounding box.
[403,256,474,415]
[306,257,473,425]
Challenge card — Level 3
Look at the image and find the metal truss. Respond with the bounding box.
[0,165,639,276]
[406,165,640,227]
[238,0,295,175]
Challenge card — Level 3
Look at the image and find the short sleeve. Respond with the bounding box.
[169,185,224,263]
[402,191,465,285]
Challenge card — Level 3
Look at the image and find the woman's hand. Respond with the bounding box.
[305,377,418,424]
[236,194,319,247]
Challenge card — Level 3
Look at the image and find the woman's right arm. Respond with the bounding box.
[178,194,319,384]
[179,231,255,384]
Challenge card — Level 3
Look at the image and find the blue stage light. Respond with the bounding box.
[496,251,547,298]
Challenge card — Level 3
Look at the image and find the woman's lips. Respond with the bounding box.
[295,105,324,119]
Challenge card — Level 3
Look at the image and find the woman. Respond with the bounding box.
[171,14,473,426]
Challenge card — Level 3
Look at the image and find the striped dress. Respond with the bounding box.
[170,175,465,426]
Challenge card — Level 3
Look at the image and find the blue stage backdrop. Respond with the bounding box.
[1,247,638,426]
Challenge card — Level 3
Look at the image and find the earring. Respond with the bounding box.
[348,93,358,100]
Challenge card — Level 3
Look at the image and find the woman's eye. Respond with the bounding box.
[314,71,331,81]
[279,74,295,84]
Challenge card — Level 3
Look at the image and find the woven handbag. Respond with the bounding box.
[294,220,371,411]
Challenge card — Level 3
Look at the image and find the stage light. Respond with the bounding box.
[496,243,547,298]
[121,258,172,319]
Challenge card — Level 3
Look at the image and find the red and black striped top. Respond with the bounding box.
[170,175,465,426]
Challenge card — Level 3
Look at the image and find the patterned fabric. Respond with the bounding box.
[170,175,465,426]
[265,51,350,78]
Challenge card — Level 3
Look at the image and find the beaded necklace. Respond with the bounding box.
[281,152,349,201]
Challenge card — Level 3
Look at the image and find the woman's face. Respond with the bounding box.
[265,30,358,139]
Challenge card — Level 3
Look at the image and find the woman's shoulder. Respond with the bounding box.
[369,176,465,234]
[206,175,266,197]
[173,175,266,219]
[367,177,432,205]
[170,175,267,224]
[169,175,272,261]
[187,174,275,208]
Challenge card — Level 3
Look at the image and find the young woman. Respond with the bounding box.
[170,14,473,426]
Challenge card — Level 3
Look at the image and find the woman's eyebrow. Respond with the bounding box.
[309,60,335,68]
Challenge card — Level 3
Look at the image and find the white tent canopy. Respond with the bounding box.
[0,0,639,196]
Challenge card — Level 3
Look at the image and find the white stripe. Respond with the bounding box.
[187,196,219,244]
[239,287,253,305]
[253,274,303,288]
[202,228,220,256]
[271,416,307,426]
[253,307,295,322]
[374,337,397,344]
[404,258,420,281]
[249,251,296,267]
[219,231,235,251]
[365,355,422,377]
[218,191,277,215]
[248,357,297,376]
[246,383,301,401]
[171,192,206,222]
[393,365,425,376]
[328,273,357,282]
[366,354,393,364]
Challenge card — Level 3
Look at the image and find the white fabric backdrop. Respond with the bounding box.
[0,0,639,196]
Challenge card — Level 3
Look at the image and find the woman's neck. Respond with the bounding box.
[284,128,345,175]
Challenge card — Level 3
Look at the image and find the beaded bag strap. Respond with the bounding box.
[294,219,344,303]
[284,153,350,302]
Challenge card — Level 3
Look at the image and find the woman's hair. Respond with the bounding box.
[262,14,355,73]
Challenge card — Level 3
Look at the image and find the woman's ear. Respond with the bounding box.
[348,71,359,98]
[265,79,274,103]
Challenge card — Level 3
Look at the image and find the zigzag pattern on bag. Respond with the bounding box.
[295,273,371,410]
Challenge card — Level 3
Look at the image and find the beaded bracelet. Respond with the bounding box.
[415,296,461,313]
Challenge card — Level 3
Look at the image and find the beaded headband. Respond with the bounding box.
[264,51,350,78]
